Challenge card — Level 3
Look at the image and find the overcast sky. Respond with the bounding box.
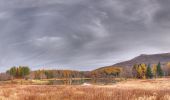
[0,0,170,71]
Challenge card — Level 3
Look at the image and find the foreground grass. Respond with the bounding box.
[0,78,170,100]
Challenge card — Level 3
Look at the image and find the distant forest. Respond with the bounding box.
[0,61,169,82]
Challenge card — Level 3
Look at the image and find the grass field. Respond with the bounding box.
[0,78,170,100]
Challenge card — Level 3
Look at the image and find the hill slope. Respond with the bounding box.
[114,53,170,67]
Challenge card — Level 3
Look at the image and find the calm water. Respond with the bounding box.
[48,78,117,85]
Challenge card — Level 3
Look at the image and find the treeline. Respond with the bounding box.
[91,67,121,78]
[30,67,121,79]
[4,66,122,80]
[132,62,163,79]
[31,70,85,79]
[2,62,166,81]
[6,66,30,78]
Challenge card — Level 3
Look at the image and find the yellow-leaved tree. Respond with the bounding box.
[166,62,170,75]
[134,64,147,79]
[152,64,157,78]
[140,64,147,79]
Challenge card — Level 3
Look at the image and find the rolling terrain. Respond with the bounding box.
[114,53,170,67]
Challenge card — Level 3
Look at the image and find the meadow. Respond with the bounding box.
[0,78,170,100]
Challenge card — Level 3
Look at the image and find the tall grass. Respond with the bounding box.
[0,85,170,100]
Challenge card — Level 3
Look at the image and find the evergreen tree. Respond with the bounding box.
[146,64,153,79]
[157,62,163,77]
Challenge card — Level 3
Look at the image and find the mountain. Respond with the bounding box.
[92,66,122,74]
[113,53,170,67]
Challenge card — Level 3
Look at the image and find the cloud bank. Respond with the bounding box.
[0,0,169,71]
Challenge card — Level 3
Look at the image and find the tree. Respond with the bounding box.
[157,62,163,77]
[165,62,170,76]
[132,64,147,79]
[152,64,157,78]
[22,67,30,78]
[44,70,54,79]
[8,67,17,77]
[136,65,143,79]
[140,64,147,79]
[146,64,153,79]
[6,66,30,79]
[132,64,138,78]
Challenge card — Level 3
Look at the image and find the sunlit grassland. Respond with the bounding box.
[0,78,170,100]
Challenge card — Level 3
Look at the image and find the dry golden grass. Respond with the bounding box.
[0,78,170,100]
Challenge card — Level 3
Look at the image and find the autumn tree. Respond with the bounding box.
[140,64,147,79]
[104,67,121,77]
[165,62,170,76]
[7,66,30,79]
[136,65,143,79]
[132,64,147,79]
[152,64,157,78]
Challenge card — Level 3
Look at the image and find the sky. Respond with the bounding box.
[0,0,170,71]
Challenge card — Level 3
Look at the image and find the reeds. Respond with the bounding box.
[0,85,169,100]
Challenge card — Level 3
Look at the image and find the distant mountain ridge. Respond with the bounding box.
[113,53,170,67]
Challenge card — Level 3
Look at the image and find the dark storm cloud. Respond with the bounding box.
[0,0,169,71]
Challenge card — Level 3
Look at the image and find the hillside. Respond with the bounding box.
[90,66,122,78]
[114,53,170,67]
[93,66,122,73]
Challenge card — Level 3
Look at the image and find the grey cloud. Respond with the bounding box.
[0,0,169,71]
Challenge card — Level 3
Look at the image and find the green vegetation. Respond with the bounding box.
[132,62,163,79]
[33,70,84,79]
[1,61,166,85]
[157,62,163,77]
[146,64,153,79]
[91,67,122,78]
[6,66,30,78]
[3,63,165,81]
